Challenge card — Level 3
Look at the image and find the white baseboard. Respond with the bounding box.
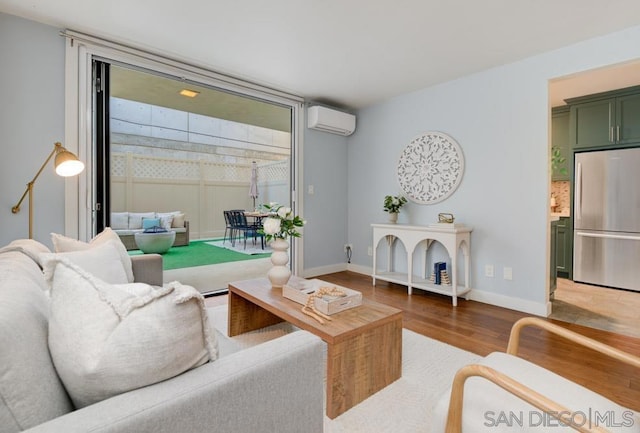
[466,290,549,317]
[303,263,549,316]
[302,263,348,278]
[346,263,372,276]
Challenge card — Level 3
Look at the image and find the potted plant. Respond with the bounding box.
[259,202,305,288]
[383,195,407,223]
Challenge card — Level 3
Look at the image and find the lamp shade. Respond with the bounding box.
[54,149,85,177]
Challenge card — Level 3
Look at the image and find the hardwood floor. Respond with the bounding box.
[209,271,640,411]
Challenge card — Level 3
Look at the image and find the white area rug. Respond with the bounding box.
[209,305,481,433]
[205,240,271,255]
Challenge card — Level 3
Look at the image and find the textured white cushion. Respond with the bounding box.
[110,212,129,230]
[51,228,134,283]
[157,211,185,228]
[433,352,640,432]
[42,240,129,285]
[46,258,218,408]
[0,250,74,432]
[158,215,173,230]
[128,212,155,230]
[1,239,51,267]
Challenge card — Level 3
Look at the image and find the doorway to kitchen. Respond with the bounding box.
[548,61,640,338]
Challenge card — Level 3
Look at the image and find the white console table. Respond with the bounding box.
[371,223,472,306]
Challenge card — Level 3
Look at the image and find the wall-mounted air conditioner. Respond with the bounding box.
[307,106,356,136]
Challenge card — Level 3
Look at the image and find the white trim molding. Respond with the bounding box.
[467,289,550,317]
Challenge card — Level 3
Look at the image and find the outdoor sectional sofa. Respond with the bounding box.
[0,236,324,433]
[111,211,190,250]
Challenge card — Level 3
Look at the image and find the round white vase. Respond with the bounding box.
[388,212,398,223]
[267,238,291,288]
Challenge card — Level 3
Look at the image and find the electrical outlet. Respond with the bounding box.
[308,185,315,195]
[485,265,494,278]
[367,246,373,256]
[344,243,353,253]
[503,267,513,280]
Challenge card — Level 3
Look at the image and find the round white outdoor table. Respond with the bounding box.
[134,231,176,254]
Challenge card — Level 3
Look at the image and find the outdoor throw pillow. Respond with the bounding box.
[157,211,184,228]
[45,258,218,408]
[128,212,155,230]
[142,217,161,230]
[171,212,186,228]
[110,212,129,230]
[41,240,129,286]
[51,228,134,283]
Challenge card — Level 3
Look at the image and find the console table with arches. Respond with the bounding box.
[371,223,472,306]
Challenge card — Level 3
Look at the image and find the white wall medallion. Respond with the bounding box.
[396,131,465,204]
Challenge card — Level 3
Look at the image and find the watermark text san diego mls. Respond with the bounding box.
[484,409,636,428]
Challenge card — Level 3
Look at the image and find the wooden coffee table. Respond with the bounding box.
[228,277,403,419]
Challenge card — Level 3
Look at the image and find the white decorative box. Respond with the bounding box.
[283,278,362,315]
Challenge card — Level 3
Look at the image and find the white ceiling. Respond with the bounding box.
[2,0,640,109]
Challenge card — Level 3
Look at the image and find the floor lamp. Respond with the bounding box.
[11,142,85,239]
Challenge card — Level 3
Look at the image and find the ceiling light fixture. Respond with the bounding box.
[179,89,200,98]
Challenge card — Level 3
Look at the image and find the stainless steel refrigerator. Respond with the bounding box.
[573,147,640,292]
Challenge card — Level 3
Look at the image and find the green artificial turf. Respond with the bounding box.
[129,239,270,270]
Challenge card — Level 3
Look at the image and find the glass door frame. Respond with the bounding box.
[63,30,305,274]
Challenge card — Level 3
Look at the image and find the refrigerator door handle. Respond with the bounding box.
[575,162,582,221]
[576,231,640,241]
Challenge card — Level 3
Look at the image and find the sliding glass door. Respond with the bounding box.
[93,61,295,245]
[65,31,303,280]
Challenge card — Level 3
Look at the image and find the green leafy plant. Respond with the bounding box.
[259,202,305,242]
[383,195,407,213]
[551,146,568,176]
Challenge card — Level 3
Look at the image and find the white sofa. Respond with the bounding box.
[0,238,324,433]
[111,211,189,250]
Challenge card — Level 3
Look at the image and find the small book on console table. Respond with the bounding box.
[283,278,362,315]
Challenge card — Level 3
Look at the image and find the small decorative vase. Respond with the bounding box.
[388,212,398,224]
[268,238,291,288]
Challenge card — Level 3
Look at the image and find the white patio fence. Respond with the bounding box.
[111,153,289,240]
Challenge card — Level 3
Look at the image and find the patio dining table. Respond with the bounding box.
[243,211,272,225]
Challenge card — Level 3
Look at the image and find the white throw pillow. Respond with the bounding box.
[157,211,185,228]
[42,240,128,285]
[2,239,51,267]
[110,212,129,230]
[46,258,218,408]
[157,215,173,230]
[128,212,155,230]
[51,228,134,283]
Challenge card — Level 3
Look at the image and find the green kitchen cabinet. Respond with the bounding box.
[555,217,572,279]
[616,93,640,145]
[568,86,640,150]
[551,106,570,181]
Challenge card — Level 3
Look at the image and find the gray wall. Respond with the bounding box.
[0,12,65,247]
[302,127,348,274]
